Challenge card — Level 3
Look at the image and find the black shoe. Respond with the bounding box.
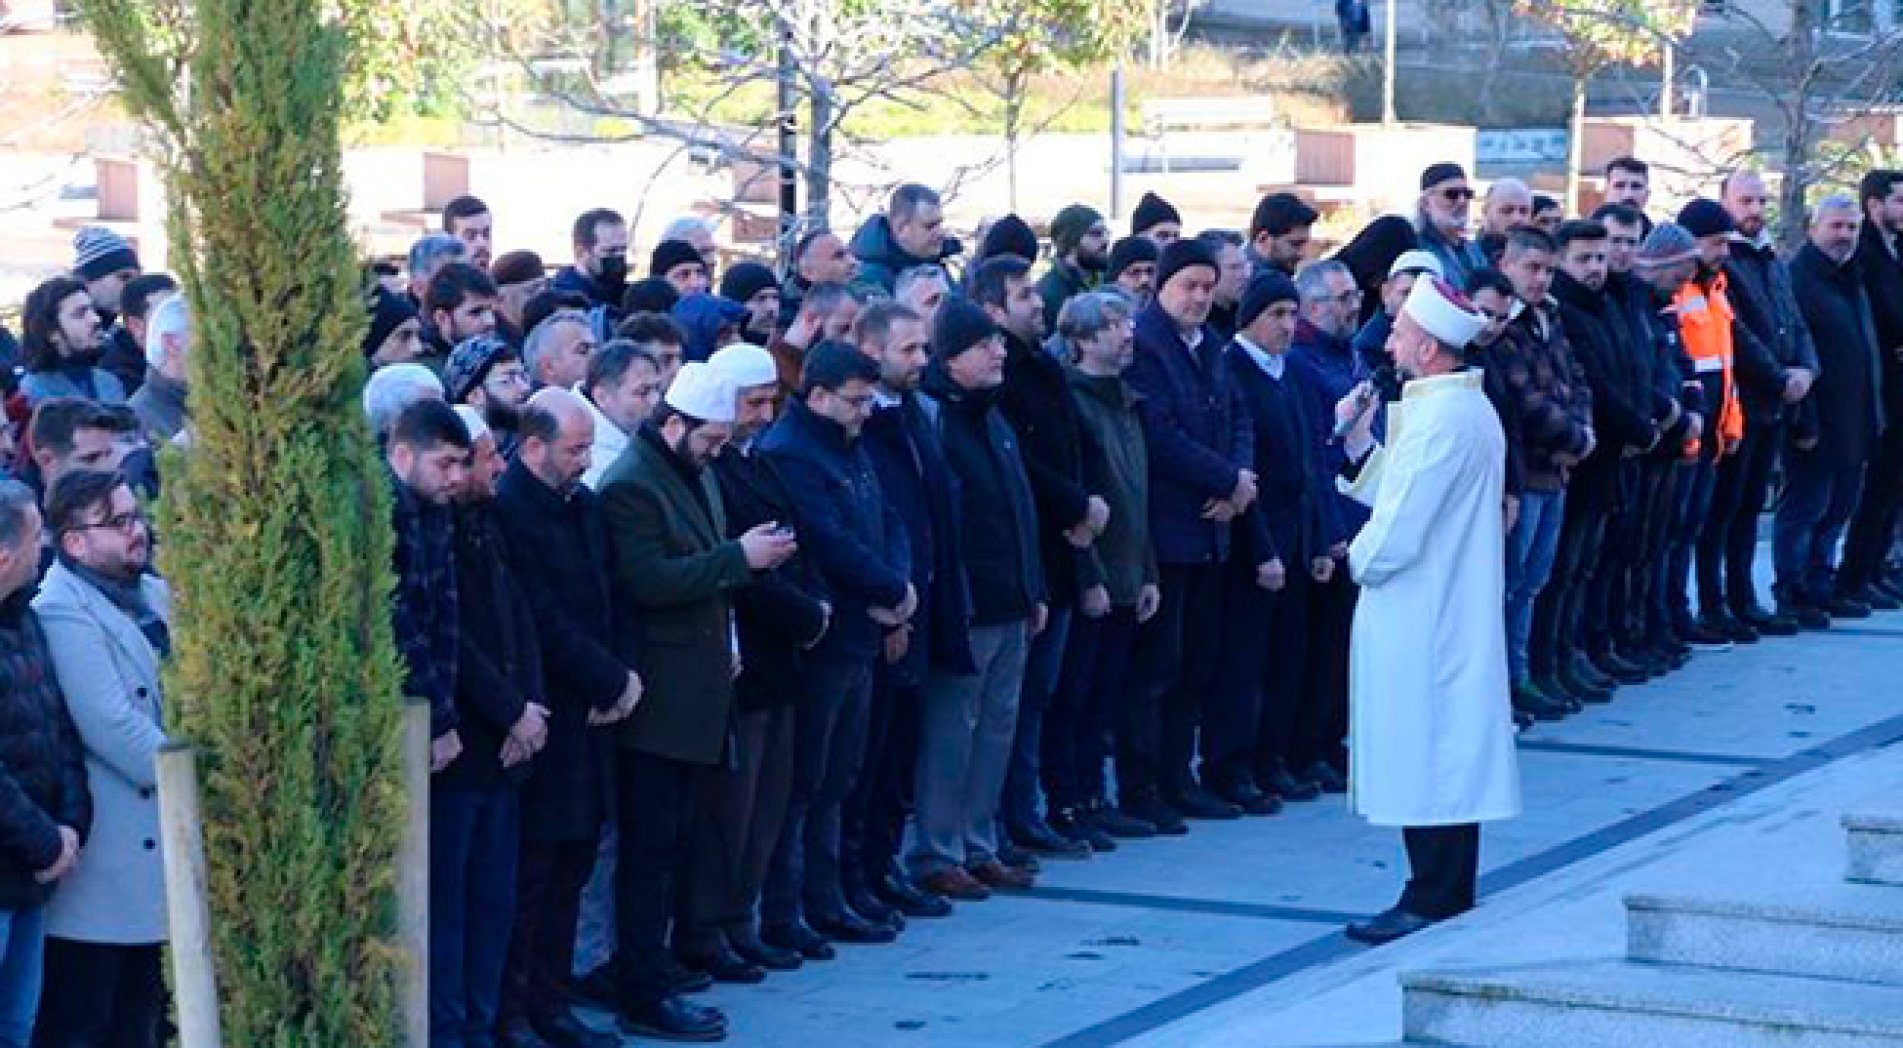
[1211,778,1283,815]
[730,934,803,972]
[1860,586,1902,612]
[761,920,836,961]
[661,956,713,995]
[1566,652,1618,690]
[1345,906,1438,945]
[1010,817,1093,858]
[1511,681,1568,722]
[500,1019,555,1048]
[1088,798,1159,839]
[1677,620,1734,649]
[1301,760,1349,794]
[996,840,1041,873]
[1828,595,1873,619]
[677,946,766,985]
[1736,603,1801,635]
[1556,665,1612,705]
[1165,784,1243,819]
[1262,760,1322,802]
[616,994,727,1043]
[1513,708,1536,732]
[876,869,954,919]
[1874,576,1903,604]
[1780,601,1831,631]
[846,885,904,929]
[1120,794,1188,835]
[809,909,898,944]
[570,960,620,1009]
[1601,647,1654,682]
[1050,807,1118,851]
[534,1009,620,1048]
[1702,611,1758,644]
[1532,673,1582,711]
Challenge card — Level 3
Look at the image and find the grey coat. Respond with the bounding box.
[35,561,169,944]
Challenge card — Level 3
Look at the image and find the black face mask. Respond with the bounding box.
[1077,245,1110,272]
[596,254,630,290]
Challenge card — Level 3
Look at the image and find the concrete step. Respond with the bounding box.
[1627,882,1903,985]
[1402,958,1903,1047]
[1846,812,1903,886]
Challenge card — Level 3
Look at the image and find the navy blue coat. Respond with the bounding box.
[1226,340,1331,569]
[1288,321,1369,544]
[713,446,832,709]
[1127,301,1253,566]
[863,393,974,681]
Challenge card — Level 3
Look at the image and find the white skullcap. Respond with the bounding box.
[453,404,491,444]
[663,361,738,423]
[706,342,778,390]
[1402,276,1487,350]
[1388,249,1445,281]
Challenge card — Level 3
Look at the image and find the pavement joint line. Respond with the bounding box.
[1515,740,1778,767]
[1038,710,1903,1048]
[1812,626,1903,640]
[1015,886,1365,926]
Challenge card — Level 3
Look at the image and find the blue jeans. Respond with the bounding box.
[1505,488,1566,682]
[1670,457,1719,623]
[430,785,521,1048]
[0,906,43,1048]
[1001,606,1072,830]
[1773,449,1866,605]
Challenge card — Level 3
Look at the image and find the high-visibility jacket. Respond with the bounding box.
[1672,274,1745,458]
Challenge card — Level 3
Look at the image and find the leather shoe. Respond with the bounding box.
[1676,618,1734,648]
[969,859,1036,890]
[810,909,898,944]
[616,994,727,1043]
[1565,653,1617,691]
[996,841,1041,873]
[1829,595,1873,619]
[1119,794,1187,835]
[730,934,803,972]
[917,866,991,901]
[1510,680,1567,722]
[877,870,954,918]
[1050,807,1118,851]
[678,946,766,984]
[499,1019,554,1048]
[1780,600,1831,630]
[569,960,619,1009]
[1345,906,1438,945]
[661,957,713,995]
[1165,784,1242,820]
[1262,761,1322,802]
[1513,708,1536,732]
[1860,586,1902,612]
[761,920,836,961]
[1212,779,1283,816]
[534,1009,619,1048]
[1555,666,1611,705]
[1735,603,1800,635]
[1087,801,1158,839]
[1010,817,1093,858]
[847,885,903,928]
[1301,759,1349,794]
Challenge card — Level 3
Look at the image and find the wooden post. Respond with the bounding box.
[397,701,430,1046]
[156,743,221,1047]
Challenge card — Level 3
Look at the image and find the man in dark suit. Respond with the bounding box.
[597,363,797,1043]
[1840,170,1903,606]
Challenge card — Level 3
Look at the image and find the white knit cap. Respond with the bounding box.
[705,342,778,390]
[1402,276,1487,349]
[1387,249,1445,281]
[663,362,738,423]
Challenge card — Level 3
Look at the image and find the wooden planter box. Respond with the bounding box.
[1294,123,1477,212]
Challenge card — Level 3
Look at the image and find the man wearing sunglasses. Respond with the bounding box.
[1416,163,1490,288]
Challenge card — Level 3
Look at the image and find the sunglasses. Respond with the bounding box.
[1439,187,1475,202]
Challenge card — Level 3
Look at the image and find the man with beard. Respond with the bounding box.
[1123,240,1258,829]
[719,261,781,346]
[98,273,176,397]
[597,363,796,1041]
[1038,205,1109,332]
[492,389,638,1048]
[424,262,502,372]
[1605,156,1652,213]
[554,208,632,311]
[1200,232,1252,344]
[1131,191,1183,247]
[1779,197,1886,624]
[71,227,142,330]
[580,341,666,490]
[651,240,712,299]
[129,291,191,444]
[1106,237,1160,308]
[1532,195,1564,236]
[1716,171,1817,634]
[769,283,861,397]
[445,334,531,459]
[20,276,123,406]
[1247,192,1317,277]
[848,301,966,920]
[780,231,858,329]
[894,265,952,327]
[1415,163,1489,287]
[524,310,597,392]
[1839,170,1903,608]
[1477,178,1534,262]
[444,195,495,272]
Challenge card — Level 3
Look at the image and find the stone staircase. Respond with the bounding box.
[1395,810,1903,1046]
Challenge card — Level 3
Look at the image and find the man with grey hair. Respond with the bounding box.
[851,183,960,294]
[1416,163,1488,286]
[1479,178,1534,261]
[894,265,951,326]
[407,233,468,306]
[363,362,446,440]
[660,216,719,272]
[1777,194,1884,624]
[524,310,596,391]
[129,292,189,443]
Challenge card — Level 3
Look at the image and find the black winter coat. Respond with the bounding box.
[1225,341,1325,569]
[442,501,541,790]
[1727,237,1820,432]
[862,395,974,682]
[1854,224,1903,421]
[1552,271,1658,502]
[1790,243,1886,465]
[713,445,831,710]
[919,366,1045,629]
[0,589,90,910]
[998,331,1096,607]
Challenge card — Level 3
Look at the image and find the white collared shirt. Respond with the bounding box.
[1233,333,1287,380]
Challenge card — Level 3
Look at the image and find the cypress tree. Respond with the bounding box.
[77,0,408,1041]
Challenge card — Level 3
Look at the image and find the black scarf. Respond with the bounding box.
[60,554,169,659]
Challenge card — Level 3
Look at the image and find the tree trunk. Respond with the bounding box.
[1568,72,1587,214]
[807,83,835,231]
[1778,0,1819,252]
[1004,70,1025,213]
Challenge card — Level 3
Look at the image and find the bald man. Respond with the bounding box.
[1479,179,1533,262]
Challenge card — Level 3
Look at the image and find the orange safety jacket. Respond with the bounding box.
[1672,274,1745,458]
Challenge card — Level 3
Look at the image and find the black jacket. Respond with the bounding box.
[714,444,831,709]
[0,588,90,910]
[443,501,541,789]
[492,459,623,841]
[998,331,1096,607]
[1225,339,1325,568]
[919,366,1045,628]
[1854,223,1903,421]
[1551,271,1659,502]
[390,476,459,739]
[862,394,974,681]
[1727,236,1820,434]
[1790,243,1886,465]
[98,326,146,397]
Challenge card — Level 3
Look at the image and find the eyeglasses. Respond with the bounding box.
[1439,187,1476,202]
[73,510,146,534]
[1331,289,1364,305]
[487,370,530,388]
[1478,308,1511,324]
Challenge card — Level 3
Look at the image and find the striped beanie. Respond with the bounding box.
[73,226,140,281]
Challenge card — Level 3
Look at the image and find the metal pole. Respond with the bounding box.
[1383,0,1398,126]
[1659,40,1675,121]
[776,14,800,275]
[397,702,430,1048]
[1110,64,1126,220]
[156,744,221,1047]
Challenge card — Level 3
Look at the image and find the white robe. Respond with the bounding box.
[1342,369,1521,828]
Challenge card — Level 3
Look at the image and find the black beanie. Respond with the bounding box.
[1236,271,1300,330]
[1155,239,1219,292]
[1132,191,1182,235]
[1676,198,1735,239]
[1107,236,1160,281]
[620,277,678,316]
[650,238,706,278]
[980,214,1040,263]
[1250,192,1319,238]
[932,296,1000,360]
[1049,204,1103,256]
[719,260,778,304]
[1420,162,1467,191]
[363,285,419,357]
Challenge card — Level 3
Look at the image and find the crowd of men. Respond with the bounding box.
[0,149,1896,1045]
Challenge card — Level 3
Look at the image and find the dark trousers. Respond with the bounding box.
[1773,448,1867,605]
[763,655,872,928]
[430,784,521,1048]
[1698,419,1780,614]
[501,837,596,1027]
[1840,424,1903,593]
[680,705,794,954]
[1398,823,1480,921]
[1301,571,1354,770]
[614,750,696,1007]
[1124,563,1226,800]
[33,939,163,1048]
[1002,607,1072,830]
[1638,459,1681,642]
[1669,456,1718,626]
[1585,463,1638,652]
[1531,489,1609,677]
[1207,563,1311,786]
[1043,607,1137,812]
[845,680,919,892]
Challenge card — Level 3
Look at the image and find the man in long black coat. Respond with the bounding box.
[1840,170,1903,604]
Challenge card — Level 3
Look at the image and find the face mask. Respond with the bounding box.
[596,254,629,289]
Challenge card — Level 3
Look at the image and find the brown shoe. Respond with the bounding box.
[916,867,991,901]
[968,859,1036,890]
